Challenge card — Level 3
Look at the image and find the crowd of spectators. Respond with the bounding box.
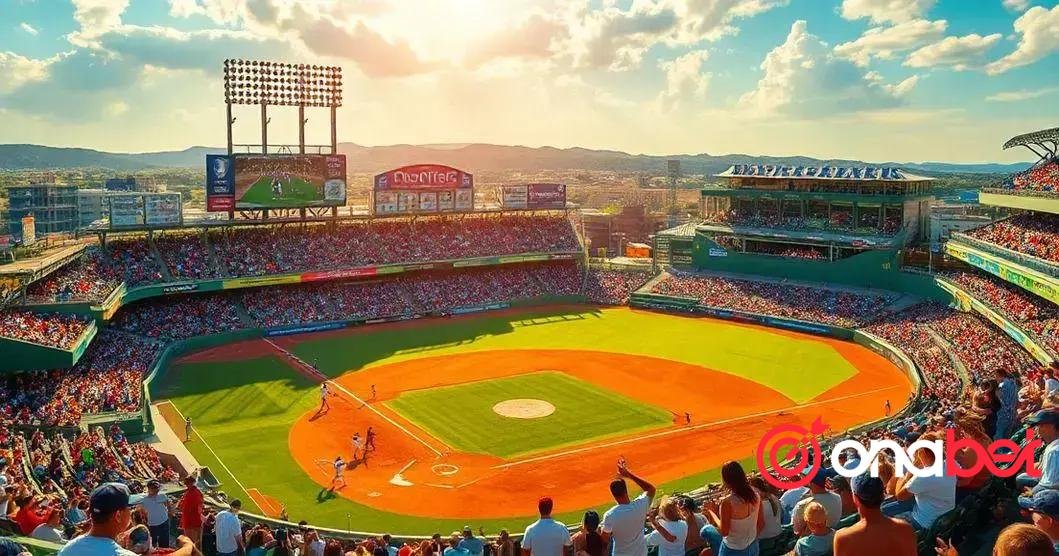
[0,333,158,427]
[0,310,91,349]
[111,295,244,341]
[706,208,902,236]
[744,243,828,260]
[651,271,898,328]
[404,262,581,313]
[942,270,1059,358]
[212,215,580,278]
[965,212,1059,266]
[154,233,219,281]
[26,257,121,304]
[998,159,1059,195]
[243,280,414,328]
[583,269,653,305]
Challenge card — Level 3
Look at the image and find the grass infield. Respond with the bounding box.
[153,306,858,533]
[385,371,672,458]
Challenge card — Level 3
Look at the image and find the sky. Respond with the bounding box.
[0,0,1057,163]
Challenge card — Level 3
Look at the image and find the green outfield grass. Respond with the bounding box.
[153,306,858,534]
[385,371,672,458]
[239,176,323,208]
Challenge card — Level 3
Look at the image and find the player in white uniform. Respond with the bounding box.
[330,456,346,490]
[319,383,331,412]
[351,433,362,461]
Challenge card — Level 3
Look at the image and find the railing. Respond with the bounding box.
[950,232,1059,278]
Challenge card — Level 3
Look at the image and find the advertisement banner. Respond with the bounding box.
[498,186,528,209]
[947,243,1059,305]
[109,195,145,228]
[266,321,348,337]
[144,193,183,226]
[206,154,235,211]
[526,183,566,209]
[455,189,474,210]
[222,275,302,289]
[938,278,1054,364]
[301,268,379,282]
[374,164,473,191]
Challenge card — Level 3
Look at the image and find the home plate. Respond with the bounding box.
[389,459,416,486]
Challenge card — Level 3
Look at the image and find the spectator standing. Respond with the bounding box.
[571,511,604,556]
[833,475,915,556]
[306,530,326,556]
[178,475,204,547]
[458,527,484,556]
[645,497,687,556]
[59,483,157,556]
[522,497,571,556]
[701,461,762,556]
[140,480,171,548]
[601,461,655,556]
[492,530,515,556]
[444,534,468,556]
[214,499,244,556]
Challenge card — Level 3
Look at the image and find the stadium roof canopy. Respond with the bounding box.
[715,165,932,181]
[1003,126,1059,161]
[655,222,698,237]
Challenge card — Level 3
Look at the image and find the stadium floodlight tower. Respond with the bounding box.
[223,59,343,155]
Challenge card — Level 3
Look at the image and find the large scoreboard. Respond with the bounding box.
[373,164,474,215]
[206,154,347,211]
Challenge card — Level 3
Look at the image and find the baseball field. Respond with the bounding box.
[150,305,912,535]
[237,176,323,208]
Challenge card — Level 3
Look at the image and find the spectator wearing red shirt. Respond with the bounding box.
[178,476,204,547]
[14,494,53,535]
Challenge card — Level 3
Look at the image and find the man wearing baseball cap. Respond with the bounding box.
[59,483,196,556]
[833,474,915,556]
[1020,488,1059,552]
[1019,409,1059,494]
[791,469,842,536]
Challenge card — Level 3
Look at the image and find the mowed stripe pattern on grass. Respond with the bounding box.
[290,307,856,403]
[384,371,672,459]
[240,177,322,207]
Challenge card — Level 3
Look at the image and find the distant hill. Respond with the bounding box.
[0,142,1032,175]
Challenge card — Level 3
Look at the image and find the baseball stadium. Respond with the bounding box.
[2,124,1058,556]
[1,50,1058,555]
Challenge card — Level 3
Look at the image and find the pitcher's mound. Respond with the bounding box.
[492,399,556,419]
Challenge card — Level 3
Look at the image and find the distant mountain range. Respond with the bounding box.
[0,143,1032,175]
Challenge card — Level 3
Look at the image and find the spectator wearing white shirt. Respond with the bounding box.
[31,510,67,545]
[645,497,686,556]
[601,461,656,556]
[305,530,326,556]
[522,497,571,556]
[892,432,956,530]
[139,481,171,548]
[1019,409,1059,494]
[59,483,196,556]
[791,472,842,536]
[214,499,244,556]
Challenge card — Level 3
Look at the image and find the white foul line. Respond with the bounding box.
[157,401,253,499]
[325,381,444,457]
[493,384,904,470]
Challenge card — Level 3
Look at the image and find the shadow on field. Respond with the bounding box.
[294,305,604,378]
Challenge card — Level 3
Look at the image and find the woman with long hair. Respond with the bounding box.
[571,510,604,556]
[701,461,764,556]
[646,497,688,556]
[748,477,782,543]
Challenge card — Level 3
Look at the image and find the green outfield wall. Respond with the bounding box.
[0,320,97,373]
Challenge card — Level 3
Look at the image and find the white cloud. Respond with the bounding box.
[464,13,566,68]
[834,19,946,66]
[676,0,790,42]
[1003,0,1030,13]
[739,20,917,116]
[105,100,129,116]
[904,33,1002,70]
[564,1,679,71]
[19,23,39,36]
[839,0,937,24]
[985,87,1058,102]
[986,5,1059,75]
[657,50,711,111]
[69,0,130,45]
[0,51,52,94]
